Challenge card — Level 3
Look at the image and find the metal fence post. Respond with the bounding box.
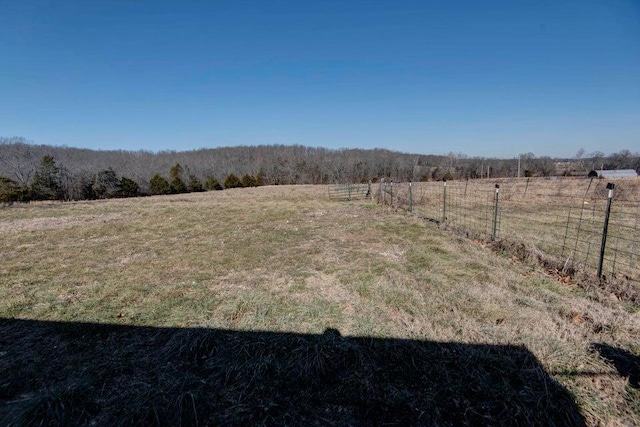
[597,183,615,278]
[561,207,571,257]
[383,179,387,205]
[347,183,351,200]
[390,180,394,208]
[442,180,447,222]
[492,184,500,240]
[409,181,413,213]
[632,205,639,270]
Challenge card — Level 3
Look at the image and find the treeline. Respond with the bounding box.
[0,154,266,203]
[1,137,639,203]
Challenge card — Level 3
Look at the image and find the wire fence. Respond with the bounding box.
[373,178,640,282]
[328,183,371,201]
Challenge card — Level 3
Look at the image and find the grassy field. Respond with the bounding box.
[1,185,639,425]
[387,178,640,283]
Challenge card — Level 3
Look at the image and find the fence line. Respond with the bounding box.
[328,183,370,201]
[374,179,640,282]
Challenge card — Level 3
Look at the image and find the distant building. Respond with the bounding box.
[589,169,638,179]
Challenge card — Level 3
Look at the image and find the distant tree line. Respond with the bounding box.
[1,137,638,203]
[0,154,266,203]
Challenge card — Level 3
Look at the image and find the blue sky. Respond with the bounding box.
[1,0,639,158]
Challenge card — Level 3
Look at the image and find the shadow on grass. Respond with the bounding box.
[0,318,585,426]
[593,343,640,389]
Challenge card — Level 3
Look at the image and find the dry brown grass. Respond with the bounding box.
[1,185,639,425]
[387,178,640,286]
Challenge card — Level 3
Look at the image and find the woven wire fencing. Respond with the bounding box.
[328,183,371,201]
[375,178,640,282]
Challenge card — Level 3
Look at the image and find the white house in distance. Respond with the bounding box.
[588,169,638,179]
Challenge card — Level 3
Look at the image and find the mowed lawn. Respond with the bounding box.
[1,185,638,425]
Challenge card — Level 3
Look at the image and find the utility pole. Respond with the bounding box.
[517,155,521,178]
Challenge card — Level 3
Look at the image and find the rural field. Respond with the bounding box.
[386,178,640,284]
[1,185,639,425]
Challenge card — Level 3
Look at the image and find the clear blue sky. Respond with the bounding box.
[1,0,639,158]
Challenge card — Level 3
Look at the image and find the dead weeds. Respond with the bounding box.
[0,185,639,425]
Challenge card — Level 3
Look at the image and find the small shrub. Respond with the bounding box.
[92,168,120,199]
[224,173,243,189]
[118,176,140,197]
[241,174,257,188]
[169,163,188,193]
[205,176,223,191]
[0,176,29,203]
[30,155,64,200]
[170,177,188,194]
[150,174,171,195]
[188,175,204,192]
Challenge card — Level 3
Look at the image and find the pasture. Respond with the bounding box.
[1,185,638,425]
[387,178,640,284]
